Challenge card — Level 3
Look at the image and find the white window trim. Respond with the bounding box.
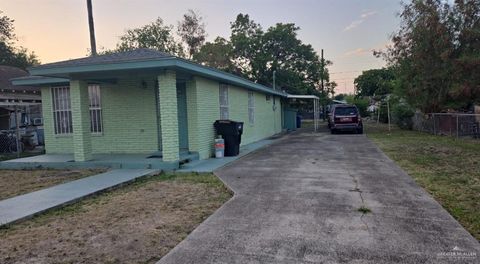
[219,84,229,120]
[88,84,103,134]
[51,86,72,135]
[248,91,255,125]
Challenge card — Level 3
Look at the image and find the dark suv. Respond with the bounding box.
[328,104,363,134]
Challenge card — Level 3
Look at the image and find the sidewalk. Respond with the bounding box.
[0,169,158,226]
[178,138,276,172]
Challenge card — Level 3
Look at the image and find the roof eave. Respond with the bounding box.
[27,58,287,97]
[11,77,70,86]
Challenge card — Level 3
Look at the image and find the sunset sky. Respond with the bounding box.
[0,0,402,94]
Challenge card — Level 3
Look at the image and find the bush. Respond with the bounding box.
[345,95,369,117]
[392,103,414,129]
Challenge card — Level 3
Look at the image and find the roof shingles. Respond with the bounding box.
[32,48,174,70]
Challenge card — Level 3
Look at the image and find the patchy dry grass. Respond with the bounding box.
[366,122,480,240]
[0,172,232,263]
[0,169,105,200]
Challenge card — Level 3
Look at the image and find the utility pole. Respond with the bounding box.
[320,49,326,121]
[86,0,97,56]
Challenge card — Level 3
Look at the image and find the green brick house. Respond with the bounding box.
[11,49,287,168]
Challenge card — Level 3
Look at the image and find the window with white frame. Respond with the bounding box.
[52,86,73,135]
[88,84,103,134]
[219,84,229,119]
[248,91,255,124]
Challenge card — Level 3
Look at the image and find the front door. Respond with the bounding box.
[176,83,189,151]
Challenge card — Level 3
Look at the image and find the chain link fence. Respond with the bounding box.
[0,105,45,160]
[413,112,480,139]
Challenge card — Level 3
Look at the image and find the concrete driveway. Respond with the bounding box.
[159,128,479,263]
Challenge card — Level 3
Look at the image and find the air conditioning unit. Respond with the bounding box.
[33,118,43,126]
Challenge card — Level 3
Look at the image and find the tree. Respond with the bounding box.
[380,0,480,112]
[334,93,347,101]
[228,14,328,95]
[229,14,264,79]
[116,17,184,56]
[354,68,395,97]
[0,11,15,42]
[177,10,206,58]
[386,0,454,113]
[449,0,480,106]
[0,10,39,69]
[193,37,240,74]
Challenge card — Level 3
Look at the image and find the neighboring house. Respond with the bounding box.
[12,49,286,166]
[0,65,42,130]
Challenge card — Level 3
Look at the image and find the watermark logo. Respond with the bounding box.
[437,246,477,259]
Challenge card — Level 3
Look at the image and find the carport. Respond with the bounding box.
[286,94,320,132]
[0,101,43,157]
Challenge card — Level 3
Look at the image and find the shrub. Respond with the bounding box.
[345,95,369,117]
[392,103,414,129]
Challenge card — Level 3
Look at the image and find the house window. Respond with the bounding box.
[219,84,229,119]
[88,84,103,134]
[52,86,73,135]
[248,91,255,124]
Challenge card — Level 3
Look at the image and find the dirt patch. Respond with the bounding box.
[0,169,106,200]
[0,172,232,263]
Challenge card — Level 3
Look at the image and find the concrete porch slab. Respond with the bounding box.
[0,169,158,226]
[177,138,275,172]
[0,152,198,170]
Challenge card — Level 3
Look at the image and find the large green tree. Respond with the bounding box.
[382,0,479,112]
[450,0,480,106]
[177,10,207,59]
[212,14,331,96]
[116,17,184,56]
[193,37,240,74]
[354,68,395,97]
[0,10,39,69]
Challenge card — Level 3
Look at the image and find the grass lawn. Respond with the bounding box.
[365,122,480,240]
[0,172,232,263]
[0,169,105,200]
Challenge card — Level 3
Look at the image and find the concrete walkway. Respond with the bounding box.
[0,169,157,225]
[178,138,275,172]
[158,128,479,263]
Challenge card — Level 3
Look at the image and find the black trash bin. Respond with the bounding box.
[296,114,302,128]
[214,120,244,156]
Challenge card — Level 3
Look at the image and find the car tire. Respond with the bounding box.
[357,127,364,134]
[331,129,336,134]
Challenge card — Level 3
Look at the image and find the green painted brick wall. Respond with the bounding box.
[41,72,282,160]
[187,76,282,159]
[42,76,159,154]
[186,76,220,159]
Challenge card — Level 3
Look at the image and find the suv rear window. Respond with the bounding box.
[335,107,357,116]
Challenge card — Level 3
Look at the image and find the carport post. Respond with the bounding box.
[313,98,318,132]
[14,105,20,157]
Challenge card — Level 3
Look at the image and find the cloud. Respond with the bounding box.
[360,11,377,19]
[343,48,370,57]
[343,10,377,32]
[342,41,392,58]
[343,19,364,32]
